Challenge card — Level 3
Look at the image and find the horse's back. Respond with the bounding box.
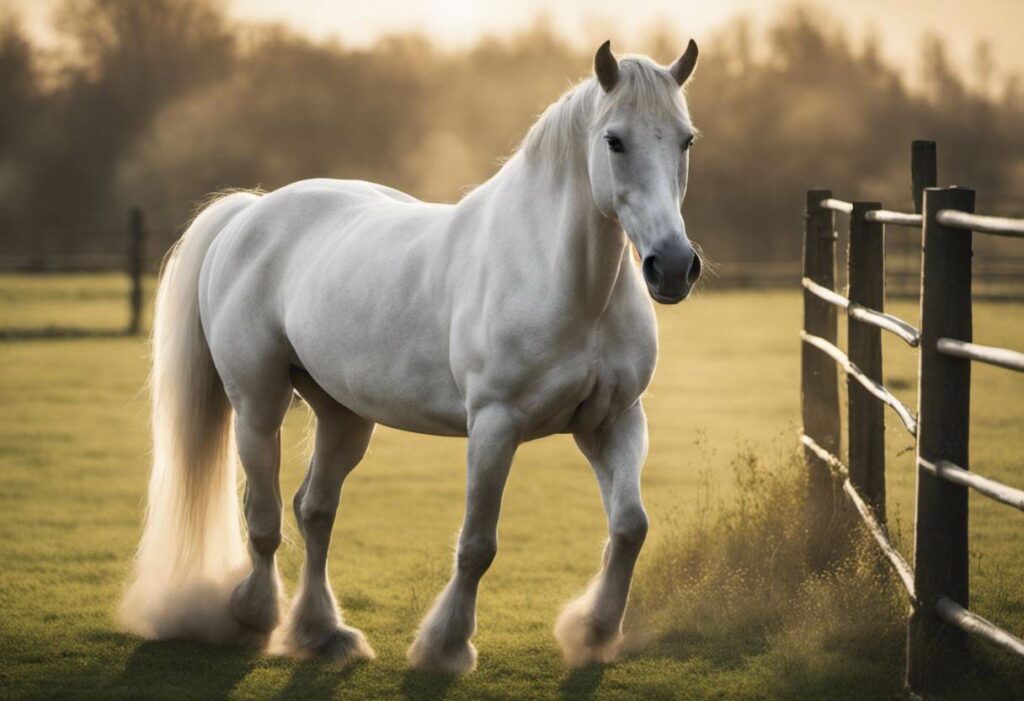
[271,178,422,205]
[198,178,469,434]
[200,178,441,324]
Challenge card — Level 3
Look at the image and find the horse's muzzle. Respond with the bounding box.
[642,246,701,304]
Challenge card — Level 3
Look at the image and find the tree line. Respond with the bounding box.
[1,0,1022,266]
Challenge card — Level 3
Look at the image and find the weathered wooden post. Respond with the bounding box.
[29,219,46,272]
[911,140,937,213]
[907,186,974,691]
[802,190,841,506]
[128,208,145,336]
[847,202,885,516]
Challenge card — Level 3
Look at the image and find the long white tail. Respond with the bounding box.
[120,192,260,642]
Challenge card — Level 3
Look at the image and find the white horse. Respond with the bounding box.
[120,40,702,673]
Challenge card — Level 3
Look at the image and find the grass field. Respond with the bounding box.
[1,274,1023,700]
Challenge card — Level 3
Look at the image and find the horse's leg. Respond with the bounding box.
[557,401,649,666]
[407,405,521,674]
[228,376,293,633]
[273,368,375,665]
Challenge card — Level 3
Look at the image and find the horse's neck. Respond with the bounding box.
[479,153,628,320]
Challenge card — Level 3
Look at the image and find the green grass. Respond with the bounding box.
[1,275,1022,700]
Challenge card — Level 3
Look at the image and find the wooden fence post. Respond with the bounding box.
[907,186,974,691]
[912,141,937,214]
[847,202,886,516]
[802,190,841,506]
[128,208,144,336]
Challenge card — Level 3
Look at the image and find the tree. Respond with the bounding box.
[23,0,234,248]
[0,15,36,247]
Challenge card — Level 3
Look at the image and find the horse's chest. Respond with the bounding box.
[517,324,656,438]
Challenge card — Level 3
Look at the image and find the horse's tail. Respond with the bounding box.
[120,191,260,642]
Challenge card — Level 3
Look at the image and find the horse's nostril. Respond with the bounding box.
[642,256,662,286]
[688,254,702,285]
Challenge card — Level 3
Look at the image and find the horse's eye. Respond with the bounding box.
[683,135,695,152]
[604,134,625,154]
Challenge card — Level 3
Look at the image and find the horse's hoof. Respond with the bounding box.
[554,601,622,667]
[301,625,376,667]
[230,573,280,632]
[270,586,375,666]
[407,636,478,675]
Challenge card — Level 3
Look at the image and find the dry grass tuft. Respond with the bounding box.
[626,449,909,698]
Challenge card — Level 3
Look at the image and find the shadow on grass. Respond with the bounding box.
[80,633,381,700]
[400,669,456,701]
[558,664,604,701]
[114,638,260,698]
[934,640,1024,701]
[273,657,362,700]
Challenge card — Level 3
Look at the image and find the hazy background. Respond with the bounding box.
[2,5,1024,697]
[2,0,1024,270]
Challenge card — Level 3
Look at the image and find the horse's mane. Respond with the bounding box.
[517,56,691,168]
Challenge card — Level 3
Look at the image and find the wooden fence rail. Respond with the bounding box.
[800,140,1024,693]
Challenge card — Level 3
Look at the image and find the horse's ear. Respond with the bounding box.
[594,40,619,93]
[669,39,699,86]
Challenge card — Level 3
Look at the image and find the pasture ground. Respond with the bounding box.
[1,274,1022,700]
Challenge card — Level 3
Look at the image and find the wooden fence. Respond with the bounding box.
[0,208,147,339]
[800,140,1024,692]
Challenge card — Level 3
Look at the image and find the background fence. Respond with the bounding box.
[2,188,1022,341]
[0,209,150,339]
[801,140,1024,693]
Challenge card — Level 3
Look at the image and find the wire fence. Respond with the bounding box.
[801,140,1024,694]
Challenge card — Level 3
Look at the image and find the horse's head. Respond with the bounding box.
[587,40,701,304]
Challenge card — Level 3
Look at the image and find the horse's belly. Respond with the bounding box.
[290,316,468,436]
[330,361,467,436]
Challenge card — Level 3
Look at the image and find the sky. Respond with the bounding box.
[11,0,1024,79]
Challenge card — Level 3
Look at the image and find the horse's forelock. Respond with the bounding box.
[595,57,690,127]
[519,56,690,166]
